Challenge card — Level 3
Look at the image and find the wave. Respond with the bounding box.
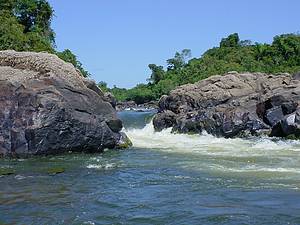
[125,122,300,156]
[124,122,300,178]
[86,163,117,170]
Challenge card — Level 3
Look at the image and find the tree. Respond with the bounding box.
[56,49,90,77]
[0,0,16,13]
[110,33,300,103]
[98,81,109,92]
[148,64,165,84]
[240,40,252,46]
[14,0,55,44]
[126,84,155,104]
[220,33,240,48]
[0,0,90,77]
[0,12,25,51]
[167,49,191,70]
[152,79,176,98]
[272,34,300,61]
[0,0,54,52]
[254,43,270,61]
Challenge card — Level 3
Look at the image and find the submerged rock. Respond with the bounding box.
[153,72,300,138]
[0,50,130,157]
[116,132,133,149]
[47,167,65,175]
[0,168,15,176]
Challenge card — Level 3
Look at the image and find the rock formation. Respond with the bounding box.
[153,72,300,138]
[0,50,131,157]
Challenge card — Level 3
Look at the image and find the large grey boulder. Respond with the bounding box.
[153,72,300,138]
[0,50,131,157]
[103,92,117,108]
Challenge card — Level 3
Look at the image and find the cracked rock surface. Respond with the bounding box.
[0,50,129,157]
[154,72,300,138]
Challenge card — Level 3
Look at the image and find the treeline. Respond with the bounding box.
[102,33,300,104]
[0,0,89,76]
[1,1,299,101]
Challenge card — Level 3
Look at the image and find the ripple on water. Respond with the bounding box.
[86,163,117,170]
[125,122,300,183]
[1,113,300,224]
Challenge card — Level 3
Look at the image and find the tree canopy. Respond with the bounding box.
[1,2,299,101]
[0,0,89,77]
[106,33,300,104]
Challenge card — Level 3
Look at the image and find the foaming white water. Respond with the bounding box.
[125,122,300,178]
[126,122,300,156]
[86,163,116,170]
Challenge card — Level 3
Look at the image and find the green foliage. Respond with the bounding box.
[166,49,191,70]
[109,86,128,102]
[148,64,165,84]
[220,33,240,48]
[15,0,55,43]
[0,0,16,13]
[152,79,176,98]
[0,0,89,77]
[98,81,109,92]
[0,11,26,51]
[109,33,300,104]
[105,84,156,104]
[56,49,90,77]
[126,84,155,104]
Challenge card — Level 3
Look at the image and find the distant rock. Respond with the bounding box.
[116,101,137,111]
[138,101,159,111]
[116,100,158,111]
[0,50,131,157]
[153,72,300,138]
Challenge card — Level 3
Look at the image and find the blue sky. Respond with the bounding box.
[48,0,300,88]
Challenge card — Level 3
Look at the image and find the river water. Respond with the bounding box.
[1,110,300,224]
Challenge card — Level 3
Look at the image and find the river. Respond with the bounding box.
[1,110,300,224]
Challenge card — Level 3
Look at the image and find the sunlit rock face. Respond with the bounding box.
[0,50,129,157]
[154,72,300,138]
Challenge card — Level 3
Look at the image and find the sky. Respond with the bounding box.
[48,0,300,88]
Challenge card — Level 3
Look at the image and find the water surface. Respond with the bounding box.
[1,110,300,224]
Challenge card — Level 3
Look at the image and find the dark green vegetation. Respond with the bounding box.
[0,0,89,77]
[0,167,15,176]
[1,1,299,102]
[47,167,65,175]
[104,33,300,104]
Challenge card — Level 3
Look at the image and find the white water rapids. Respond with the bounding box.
[125,122,300,183]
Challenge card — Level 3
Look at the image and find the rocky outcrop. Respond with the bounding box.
[139,100,159,110]
[116,101,137,111]
[153,72,300,138]
[103,92,117,108]
[0,50,131,157]
[116,100,158,111]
